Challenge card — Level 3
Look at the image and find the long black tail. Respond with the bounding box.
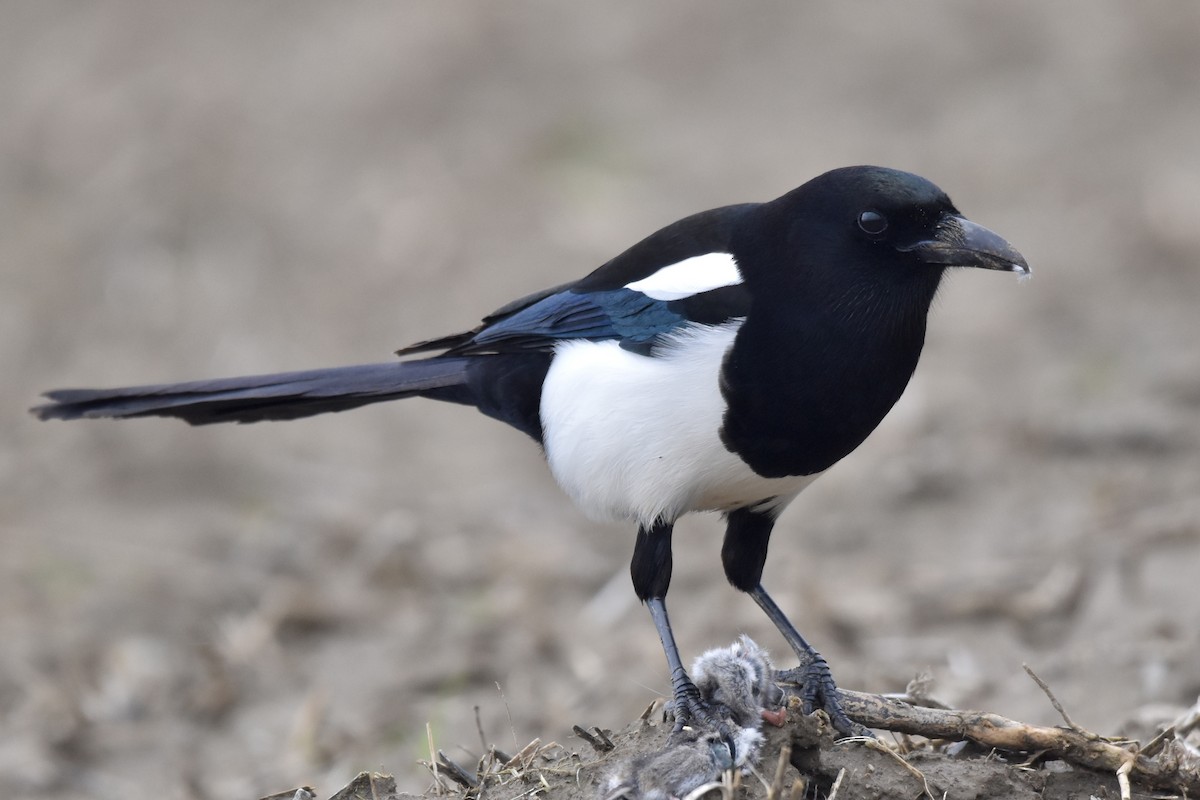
[31,358,471,426]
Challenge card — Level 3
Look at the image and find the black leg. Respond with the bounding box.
[631,520,674,602]
[722,507,865,736]
[746,584,863,735]
[632,522,732,744]
[646,597,705,728]
[721,507,774,593]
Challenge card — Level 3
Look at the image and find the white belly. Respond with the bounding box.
[539,323,816,526]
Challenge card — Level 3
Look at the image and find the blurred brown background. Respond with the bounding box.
[4,3,1199,798]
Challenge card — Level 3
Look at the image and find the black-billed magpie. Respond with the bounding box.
[33,166,1029,740]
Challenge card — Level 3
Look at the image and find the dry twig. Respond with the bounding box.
[825,767,846,800]
[573,724,616,753]
[830,687,1200,795]
[435,750,479,789]
[859,737,936,800]
[1022,663,1095,740]
[766,743,792,800]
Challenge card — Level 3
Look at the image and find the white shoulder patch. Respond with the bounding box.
[623,252,742,301]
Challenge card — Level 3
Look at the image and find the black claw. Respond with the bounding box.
[668,679,702,730]
[667,680,739,761]
[777,657,871,738]
[670,681,712,727]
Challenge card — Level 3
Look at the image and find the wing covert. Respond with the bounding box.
[398,202,756,357]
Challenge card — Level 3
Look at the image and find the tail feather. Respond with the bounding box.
[32,358,470,425]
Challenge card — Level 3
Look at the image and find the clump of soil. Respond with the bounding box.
[263,676,1200,800]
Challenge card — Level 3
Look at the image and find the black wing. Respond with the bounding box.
[398,203,756,357]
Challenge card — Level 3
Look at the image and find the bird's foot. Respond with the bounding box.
[666,673,738,758]
[668,673,722,730]
[776,655,870,737]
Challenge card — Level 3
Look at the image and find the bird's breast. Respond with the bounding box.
[539,323,814,526]
[718,308,928,478]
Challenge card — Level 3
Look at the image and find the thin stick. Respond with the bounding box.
[1117,753,1134,800]
[572,724,614,753]
[594,727,616,751]
[475,705,489,755]
[1022,663,1094,739]
[680,781,728,800]
[436,750,479,789]
[862,738,935,800]
[1142,725,1176,758]
[766,743,793,800]
[826,767,846,800]
[427,722,443,795]
[495,682,519,752]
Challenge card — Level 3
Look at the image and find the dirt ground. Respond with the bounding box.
[4,3,1200,798]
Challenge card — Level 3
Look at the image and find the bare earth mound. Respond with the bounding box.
[265,670,1200,800]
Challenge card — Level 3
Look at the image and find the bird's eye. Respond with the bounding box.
[857,210,888,235]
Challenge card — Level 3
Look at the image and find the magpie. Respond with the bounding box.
[32,166,1029,739]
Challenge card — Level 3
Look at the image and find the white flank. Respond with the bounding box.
[623,252,742,301]
[539,322,816,526]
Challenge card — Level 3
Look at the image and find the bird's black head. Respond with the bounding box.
[722,166,1028,478]
[740,166,1029,301]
